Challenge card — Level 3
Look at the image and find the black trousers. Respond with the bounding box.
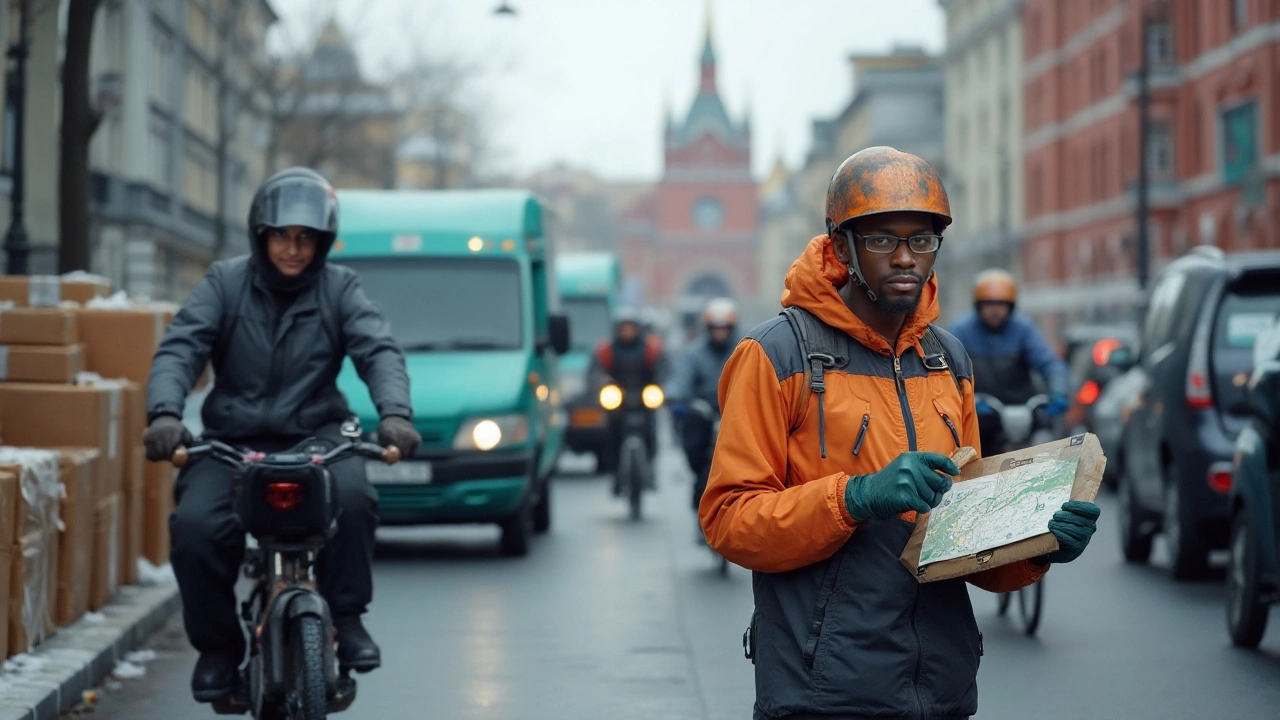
[681,415,714,511]
[978,411,1006,456]
[168,423,379,655]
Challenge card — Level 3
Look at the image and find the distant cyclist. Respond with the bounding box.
[949,269,1070,453]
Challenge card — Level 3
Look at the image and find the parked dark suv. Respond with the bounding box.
[1118,246,1280,579]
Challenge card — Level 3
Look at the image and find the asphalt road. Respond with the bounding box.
[71,446,1280,720]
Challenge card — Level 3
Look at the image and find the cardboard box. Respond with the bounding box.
[0,344,85,383]
[0,308,78,345]
[0,275,111,307]
[118,445,144,586]
[0,470,17,548]
[900,435,1106,583]
[120,383,147,460]
[50,449,97,626]
[0,383,122,502]
[91,493,121,611]
[143,460,175,566]
[8,530,56,656]
[71,308,169,384]
[0,546,11,661]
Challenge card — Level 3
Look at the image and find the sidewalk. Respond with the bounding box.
[0,579,179,720]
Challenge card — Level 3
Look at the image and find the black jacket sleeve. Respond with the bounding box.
[147,263,224,422]
[336,268,412,420]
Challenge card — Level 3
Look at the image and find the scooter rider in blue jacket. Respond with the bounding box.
[949,269,1070,453]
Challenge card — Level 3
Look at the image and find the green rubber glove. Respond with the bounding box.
[844,452,960,521]
[1042,500,1100,564]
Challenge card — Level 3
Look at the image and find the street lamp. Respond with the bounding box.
[3,0,30,275]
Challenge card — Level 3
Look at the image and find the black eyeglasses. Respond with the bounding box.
[846,232,943,255]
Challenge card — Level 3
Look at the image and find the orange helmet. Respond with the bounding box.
[973,269,1017,305]
[702,297,737,328]
[825,146,952,234]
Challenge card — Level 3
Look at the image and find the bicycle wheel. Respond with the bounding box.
[621,436,646,521]
[1018,580,1044,636]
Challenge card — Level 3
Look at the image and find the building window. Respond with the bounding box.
[1147,120,1173,179]
[148,114,171,187]
[1221,101,1257,185]
[1146,18,1174,65]
[182,142,217,214]
[1232,0,1248,31]
[150,27,171,106]
[692,196,723,230]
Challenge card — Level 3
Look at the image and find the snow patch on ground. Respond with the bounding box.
[112,661,147,680]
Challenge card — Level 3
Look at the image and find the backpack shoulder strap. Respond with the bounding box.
[780,307,848,459]
[921,324,964,397]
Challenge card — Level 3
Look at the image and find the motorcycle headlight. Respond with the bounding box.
[642,384,665,409]
[453,415,529,451]
[599,384,623,411]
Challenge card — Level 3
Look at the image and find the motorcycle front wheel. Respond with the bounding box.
[287,615,328,720]
[620,435,648,521]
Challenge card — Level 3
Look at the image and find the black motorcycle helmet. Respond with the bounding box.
[247,167,339,293]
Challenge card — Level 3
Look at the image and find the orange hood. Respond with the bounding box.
[779,234,940,357]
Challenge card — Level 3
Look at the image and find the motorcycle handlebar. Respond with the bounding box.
[172,441,400,469]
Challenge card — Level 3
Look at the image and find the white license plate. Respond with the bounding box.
[366,460,433,484]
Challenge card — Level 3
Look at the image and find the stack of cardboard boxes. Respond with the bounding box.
[0,275,183,662]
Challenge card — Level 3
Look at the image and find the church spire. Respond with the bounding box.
[699,0,716,94]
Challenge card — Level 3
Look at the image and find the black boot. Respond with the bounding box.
[191,651,242,702]
[335,616,381,673]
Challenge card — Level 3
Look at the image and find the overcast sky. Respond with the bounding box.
[269,0,945,181]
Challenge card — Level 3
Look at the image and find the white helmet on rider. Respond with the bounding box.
[702,298,738,329]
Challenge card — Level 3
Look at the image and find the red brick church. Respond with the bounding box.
[621,12,758,311]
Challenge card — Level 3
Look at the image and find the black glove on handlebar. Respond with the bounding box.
[377,416,421,458]
[143,415,193,462]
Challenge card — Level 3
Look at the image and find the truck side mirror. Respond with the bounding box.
[548,314,571,356]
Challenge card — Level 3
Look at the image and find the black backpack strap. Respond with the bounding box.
[780,307,848,459]
[920,325,963,397]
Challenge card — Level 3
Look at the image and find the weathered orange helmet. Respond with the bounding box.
[825,146,952,235]
[973,269,1017,304]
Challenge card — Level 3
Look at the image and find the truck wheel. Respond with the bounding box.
[500,499,532,556]
[533,478,552,534]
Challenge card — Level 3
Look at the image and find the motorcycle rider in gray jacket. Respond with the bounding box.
[143,167,421,704]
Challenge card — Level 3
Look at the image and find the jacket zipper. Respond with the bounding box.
[897,351,925,716]
[852,414,870,455]
[942,414,960,448]
[909,581,926,718]
[892,354,918,451]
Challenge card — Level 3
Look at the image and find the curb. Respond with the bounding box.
[0,583,180,720]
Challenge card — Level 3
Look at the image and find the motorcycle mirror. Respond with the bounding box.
[340,418,362,440]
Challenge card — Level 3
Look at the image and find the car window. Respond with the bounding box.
[1215,289,1280,353]
[1141,272,1187,354]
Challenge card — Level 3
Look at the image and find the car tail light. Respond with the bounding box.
[265,482,304,511]
[1092,338,1122,366]
[1076,380,1101,406]
[1207,463,1233,493]
[1185,301,1214,409]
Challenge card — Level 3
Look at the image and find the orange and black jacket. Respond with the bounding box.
[700,235,1046,720]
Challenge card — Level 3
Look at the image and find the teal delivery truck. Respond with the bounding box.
[333,189,570,556]
[554,253,620,466]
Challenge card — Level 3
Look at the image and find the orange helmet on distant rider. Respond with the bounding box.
[973,269,1017,304]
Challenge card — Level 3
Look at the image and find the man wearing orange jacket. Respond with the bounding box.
[700,147,1100,720]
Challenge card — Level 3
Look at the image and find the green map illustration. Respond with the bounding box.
[919,457,1079,567]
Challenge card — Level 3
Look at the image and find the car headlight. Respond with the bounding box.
[599,384,623,410]
[642,384,664,409]
[453,414,529,451]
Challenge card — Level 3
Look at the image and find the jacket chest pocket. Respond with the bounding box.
[931,393,964,451]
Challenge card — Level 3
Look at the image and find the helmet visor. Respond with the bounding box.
[255,181,337,235]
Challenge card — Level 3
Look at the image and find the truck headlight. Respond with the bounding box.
[453,415,529,451]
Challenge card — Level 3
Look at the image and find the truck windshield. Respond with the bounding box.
[337,257,523,351]
[562,297,611,352]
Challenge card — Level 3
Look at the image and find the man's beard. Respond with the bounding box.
[873,272,924,315]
